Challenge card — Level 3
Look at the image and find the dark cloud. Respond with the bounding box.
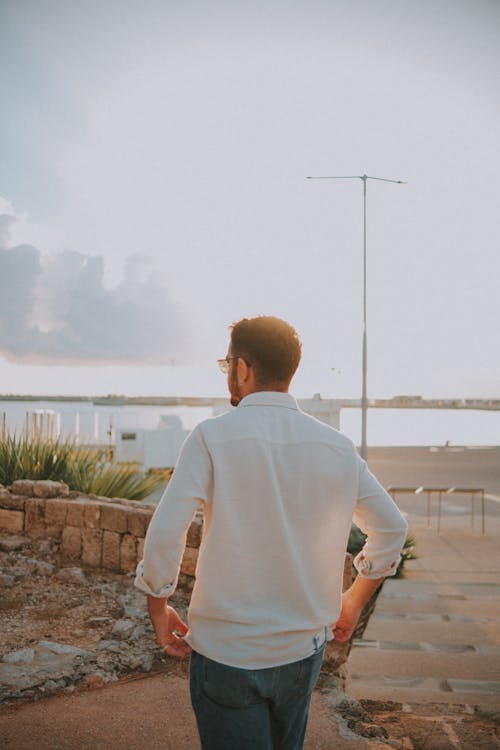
[0,213,185,364]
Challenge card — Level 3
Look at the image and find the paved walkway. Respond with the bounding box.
[347,491,500,706]
[0,671,387,750]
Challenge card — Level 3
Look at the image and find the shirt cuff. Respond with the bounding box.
[134,560,177,598]
[353,550,401,579]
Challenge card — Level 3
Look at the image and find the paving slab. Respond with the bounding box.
[361,615,498,646]
[404,570,500,584]
[375,596,500,618]
[348,645,500,680]
[378,580,500,598]
[347,675,500,706]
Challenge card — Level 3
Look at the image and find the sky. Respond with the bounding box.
[0,0,499,400]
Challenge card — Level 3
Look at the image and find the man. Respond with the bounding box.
[135,315,408,750]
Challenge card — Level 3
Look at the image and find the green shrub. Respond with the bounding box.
[0,434,165,501]
[396,533,418,577]
[347,524,367,556]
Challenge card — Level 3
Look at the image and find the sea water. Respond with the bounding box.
[0,399,498,447]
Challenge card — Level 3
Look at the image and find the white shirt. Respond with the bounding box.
[135,392,408,669]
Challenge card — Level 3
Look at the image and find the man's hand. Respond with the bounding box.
[333,574,385,643]
[147,596,192,658]
[333,590,363,642]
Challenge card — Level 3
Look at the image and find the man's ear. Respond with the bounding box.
[236,357,250,384]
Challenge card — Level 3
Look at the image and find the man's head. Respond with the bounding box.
[226,316,302,405]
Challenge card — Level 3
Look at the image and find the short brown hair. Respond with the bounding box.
[230,316,302,387]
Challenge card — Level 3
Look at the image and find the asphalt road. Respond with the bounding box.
[367,446,500,504]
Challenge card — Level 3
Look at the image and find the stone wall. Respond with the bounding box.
[0,476,352,596]
[0,479,353,592]
[0,480,202,580]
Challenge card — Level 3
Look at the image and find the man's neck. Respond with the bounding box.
[250,383,289,395]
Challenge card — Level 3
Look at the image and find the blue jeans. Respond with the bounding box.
[189,646,325,750]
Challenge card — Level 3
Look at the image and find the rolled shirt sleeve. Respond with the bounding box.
[134,424,212,598]
[352,456,408,579]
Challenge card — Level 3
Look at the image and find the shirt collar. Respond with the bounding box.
[238,391,299,410]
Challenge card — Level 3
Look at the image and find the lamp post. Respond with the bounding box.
[306,174,406,461]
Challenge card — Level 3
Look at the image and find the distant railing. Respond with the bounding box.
[388,485,486,534]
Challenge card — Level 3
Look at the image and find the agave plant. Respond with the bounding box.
[0,434,165,501]
[0,434,77,485]
[74,460,166,501]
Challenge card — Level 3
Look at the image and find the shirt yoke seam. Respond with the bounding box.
[203,434,354,455]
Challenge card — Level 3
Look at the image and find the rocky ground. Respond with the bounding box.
[311,673,500,749]
[357,699,500,750]
[0,534,189,705]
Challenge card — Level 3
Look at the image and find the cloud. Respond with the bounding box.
[0,211,17,249]
[0,203,186,364]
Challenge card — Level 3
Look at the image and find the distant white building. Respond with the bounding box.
[115,414,189,468]
[26,409,58,440]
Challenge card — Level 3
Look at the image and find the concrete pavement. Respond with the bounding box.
[347,491,500,706]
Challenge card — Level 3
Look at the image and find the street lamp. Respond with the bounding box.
[306,174,406,461]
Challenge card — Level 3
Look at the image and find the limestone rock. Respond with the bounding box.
[323,639,350,674]
[61,526,82,559]
[40,679,65,692]
[97,640,123,653]
[0,509,24,533]
[100,503,129,533]
[121,653,153,672]
[25,558,56,575]
[0,664,46,692]
[0,495,26,510]
[38,640,92,658]
[35,539,53,554]
[87,616,112,627]
[111,619,135,640]
[54,567,87,584]
[33,480,70,498]
[80,672,107,690]
[131,624,146,640]
[123,604,144,619]
[11,557,39,577]
[24,498,45,532]
[3,648,35,664]
[10,480,35,497]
